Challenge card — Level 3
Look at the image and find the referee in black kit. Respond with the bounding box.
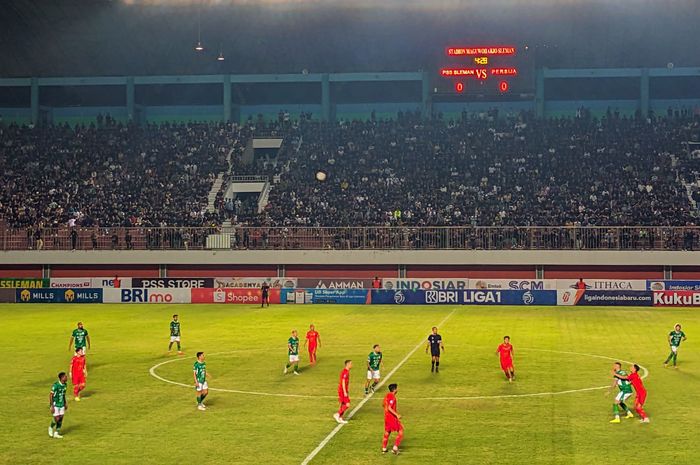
[260,282,271,308]
[425,326,445,372]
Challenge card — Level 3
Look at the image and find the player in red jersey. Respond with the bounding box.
[333,360,352,424]
[304,324,321,365]
[382,383,403,455]
[496,336,515,382]
[614,364,649,423]
[69,348,87,401]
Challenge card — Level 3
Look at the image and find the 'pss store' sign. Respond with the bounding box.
[132,278,214,288]
[191,288,282,304]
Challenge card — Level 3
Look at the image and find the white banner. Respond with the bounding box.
[91,277,133,288]
[213,277,297,288]
[556,279,647,291]
[470,279,557,290]
[50,277,133,288]
[50,278,93,288]
[382,278,470,290]
[103,288,191,304]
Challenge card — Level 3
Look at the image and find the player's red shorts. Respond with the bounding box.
[635,390,647,406]
[384,416,402,432]
[72,374,86,386]
[500,358,513,371]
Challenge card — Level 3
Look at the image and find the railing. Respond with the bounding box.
[1,226,699,251]
[229,175,269,183]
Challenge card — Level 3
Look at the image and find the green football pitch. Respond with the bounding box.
[0,304,697,465]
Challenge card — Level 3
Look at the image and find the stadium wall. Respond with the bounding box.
[2,250,700,279]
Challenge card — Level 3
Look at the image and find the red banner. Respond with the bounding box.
[653,290,700,307]
[191,288,281,304]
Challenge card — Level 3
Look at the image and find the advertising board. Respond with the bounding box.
[557,290,652,306]
[16,288,103,303]
[371,289,556,306]
[103,288,191,304]
[191,288,282,304]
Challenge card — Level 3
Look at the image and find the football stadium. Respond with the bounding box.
[0,1,699,464]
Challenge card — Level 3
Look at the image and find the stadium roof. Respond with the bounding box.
[0,0,698,77]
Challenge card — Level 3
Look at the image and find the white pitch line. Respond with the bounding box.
[299,308,458,465]
[409,348,649,401]
[149,351,336,399]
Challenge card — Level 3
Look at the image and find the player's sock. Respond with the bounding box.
[382,433,389,450]
[365,387,369,395]
[672,353,678,366]
[201,393,207,403]
[50,420,56,428]
[619,402,629,413]
[168,342,173,351]
[395,430,404,447]
[56,418,63,431]
[177,342,181,351]
[431,361,435,371]
[196,395,202,405]
[635,405,647,419]
[294,364,299,373]
[664,352,673,364]
[435,361,440,372]
[612,404,619,416]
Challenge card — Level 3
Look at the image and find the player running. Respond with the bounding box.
[614,364,649,423]
[261,282,270,308]
[193,352,210,411]
[68,322,91,353]
[304,324,321,365]
[284,330,301,375]
[664,324,687,368]
[69,348,87,401]
[49,372,68,439]
[496,336,515,382]
[334,360,352,424]
[608,362,634,423]
[382,383,403,455]
[168,314,183,355]
[425,326,445,372]
[365,344,384,395]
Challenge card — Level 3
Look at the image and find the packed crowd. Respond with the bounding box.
[1,112,699,232]
[0,121,233,228]
[252,111,700,227]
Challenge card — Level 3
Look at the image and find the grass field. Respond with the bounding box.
[0,303,697,465]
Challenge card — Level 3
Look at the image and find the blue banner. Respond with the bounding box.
[560,290,653,306]
[647,280,700,291]
[370,289,556,306]
[16,288,103,303]
[303,288,369,304]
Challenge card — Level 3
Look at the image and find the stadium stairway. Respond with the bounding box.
[207,173,225,214]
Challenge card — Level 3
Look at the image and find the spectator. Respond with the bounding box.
[371,276,383,289]
[70,229,78,250]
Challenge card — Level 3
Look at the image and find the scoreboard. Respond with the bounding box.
[435,45,533,96]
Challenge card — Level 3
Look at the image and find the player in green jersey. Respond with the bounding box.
[608,362,634,423]
[168,314,183,355]
[664,323,687,368]
[193,352,210,411]
[284,330,301,375]
[68,322,91,353]
[49,372,68,439]
[365,344,384,395]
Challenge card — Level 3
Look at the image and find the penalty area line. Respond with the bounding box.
[300,308,457,465]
